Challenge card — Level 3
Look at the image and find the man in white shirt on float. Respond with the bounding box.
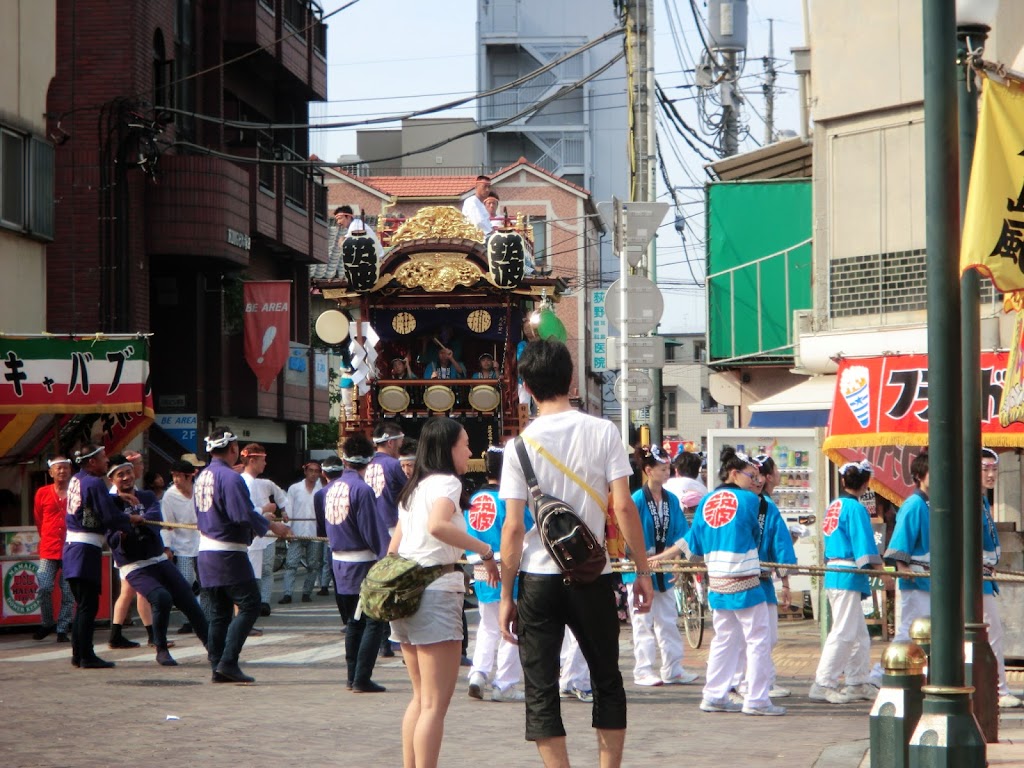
[462,175,494,235]
[334,205,382,259]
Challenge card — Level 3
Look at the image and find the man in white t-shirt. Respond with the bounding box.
[279,461,323,604]
[499,339,653,768]
[461,175,493,235]
[240,444,288,619]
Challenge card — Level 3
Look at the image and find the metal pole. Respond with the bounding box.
[620,200,631,450]
[908,2,984,763]
[644,0,662,446]
[957,22,998,744]
[722,50,739,157]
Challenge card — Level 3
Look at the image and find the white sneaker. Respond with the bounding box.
[468,671,487,700]
[844,683,879,701]
[769,685,791,698]
[560,686,593,703]
[663,670,699,685]
[491,685,526,702]
[634,675,664,687]
[999,693,1023,709]
[727,690,745,705]
[743,703,786,716]
[700,697,743,713]
[808,683,854,704]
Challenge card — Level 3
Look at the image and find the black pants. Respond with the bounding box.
[68,578,101,662]
[203,579,261,669]
[129,561,209,649]
[517,573,626,741]
[336,593,386,685]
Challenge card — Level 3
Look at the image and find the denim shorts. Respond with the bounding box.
[389,588,464,646]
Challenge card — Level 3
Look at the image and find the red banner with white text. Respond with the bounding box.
[823,352,1024,503]
[243,282,291,391]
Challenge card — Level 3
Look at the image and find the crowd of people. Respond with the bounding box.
[28,336,1023,768]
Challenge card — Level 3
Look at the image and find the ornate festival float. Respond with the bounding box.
[311,205,566,473]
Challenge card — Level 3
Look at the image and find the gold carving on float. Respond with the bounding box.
[394,253,484,292]
[390,206,485,244]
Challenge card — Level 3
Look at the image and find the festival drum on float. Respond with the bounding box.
[467,384,500,413]
[378,386,410,414]
[423,385,456,413]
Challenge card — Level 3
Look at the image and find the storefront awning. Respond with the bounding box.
[823,352,1022,503]
[747,375,835,428]
[0,335,155,464]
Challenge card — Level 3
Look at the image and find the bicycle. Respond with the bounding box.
[674,571,708,649]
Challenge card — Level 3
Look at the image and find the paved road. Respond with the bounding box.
[1,587,1021,768]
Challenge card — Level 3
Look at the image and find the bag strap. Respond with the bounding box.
[514,437,545,510]
[521,435,607,514]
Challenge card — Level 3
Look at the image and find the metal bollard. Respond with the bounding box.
[870,642,928,768]
[909,617,931,679]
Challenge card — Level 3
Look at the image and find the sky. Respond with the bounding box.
[310,0,808,333]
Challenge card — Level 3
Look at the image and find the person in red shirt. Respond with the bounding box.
[33,456,75,642]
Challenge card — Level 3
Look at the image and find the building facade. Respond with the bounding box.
[660,334,731,451]
[46,0,331,477]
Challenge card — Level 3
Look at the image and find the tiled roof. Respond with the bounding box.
[366,176,478,198]
[492,157,591,196]
[310,223,343,280]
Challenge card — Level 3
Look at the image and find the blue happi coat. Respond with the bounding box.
[757,494,797,604]
[622,485,690,594]
[324,469,386,595]
[685,483,764,611]
[884,490,930,592]
[463,484,533,603]
[983,496,1000,596]
[822,493,881,597]
[64,470,126,583]
[195,458,269,587]
[106,489,164,567]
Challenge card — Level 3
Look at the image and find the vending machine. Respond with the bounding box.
[706,428,828,608]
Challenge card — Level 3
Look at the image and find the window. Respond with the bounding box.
[693,339,706,363]
[531,216,547,273]
[175,0,195,141]
[665,342,677,362]
[284,0,308,31]
[0,128,54,240]
[663,390,678,430]
[701,386,722,414]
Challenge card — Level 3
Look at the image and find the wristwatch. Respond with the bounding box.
[481,547,495,561]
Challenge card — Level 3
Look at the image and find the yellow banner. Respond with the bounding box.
[961,77,1024,293]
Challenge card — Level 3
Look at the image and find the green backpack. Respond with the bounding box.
[359,554,447,622]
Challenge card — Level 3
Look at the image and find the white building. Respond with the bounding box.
[661,334,731,451]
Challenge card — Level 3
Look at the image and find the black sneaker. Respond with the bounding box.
[301,594,312,603]
[278,595,292,605]
[351,680,386,693]
[213,663,254,684]
[108,636,140,649]
[260,603,271,617]
[318,587,330,596]
[33,625,55,641]
[56,632,70,643]
[81,656,116,669]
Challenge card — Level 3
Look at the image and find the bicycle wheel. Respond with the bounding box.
[676,574,705,649]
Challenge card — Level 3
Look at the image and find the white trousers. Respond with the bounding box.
[983,593,1009,696]
[703,602,772,707]
[732,599,779,690]
[559,628,590,691]
[469,600,522,691]
[893,588,930,643]
[815,588,871,687]
[628,586,685,681]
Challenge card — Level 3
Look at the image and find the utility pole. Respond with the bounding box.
[763,19,776,145]
[722,50,740,157]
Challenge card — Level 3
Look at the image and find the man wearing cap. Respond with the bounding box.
[473,353,499,380]
[979,448,1022,708]
[106,455,210,666]
[64,444,125,668]
[162,457,205,634]
[279,460,324,605]
[196,427,291,683]
[32,456,75,643]
[324,434,388,692]
[462,175,494,235]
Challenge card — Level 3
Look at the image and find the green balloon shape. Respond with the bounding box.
[536,308,567,343]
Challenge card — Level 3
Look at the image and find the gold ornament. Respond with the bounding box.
[392,312,417,335]
[394,253,484,292]
[390,206,486,244]
[881,642,928,675]
[467,309,492,333]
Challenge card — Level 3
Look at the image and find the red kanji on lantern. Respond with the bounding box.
[703,492,738,529]
[469,495,497,532]
[823,500,842,536]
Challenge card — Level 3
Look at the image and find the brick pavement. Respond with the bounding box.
[2,596,1023,768]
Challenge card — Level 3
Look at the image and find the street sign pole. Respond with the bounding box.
[618,199,631,450]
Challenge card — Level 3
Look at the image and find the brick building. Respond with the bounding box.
[45,0,331,475]
[318,158,605,409]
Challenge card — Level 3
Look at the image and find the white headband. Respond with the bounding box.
[343,454,374,465]
[839,459,873,475]
[74,446,103,464]
[734,451,758,468]
[205,431,238,452]
[372,432,405,445]
[106,462,133,478]
[48,458,72,468]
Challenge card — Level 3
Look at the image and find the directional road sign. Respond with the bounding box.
[606,336,666,368]
[614,370,655,408]
[597,201,670,267]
